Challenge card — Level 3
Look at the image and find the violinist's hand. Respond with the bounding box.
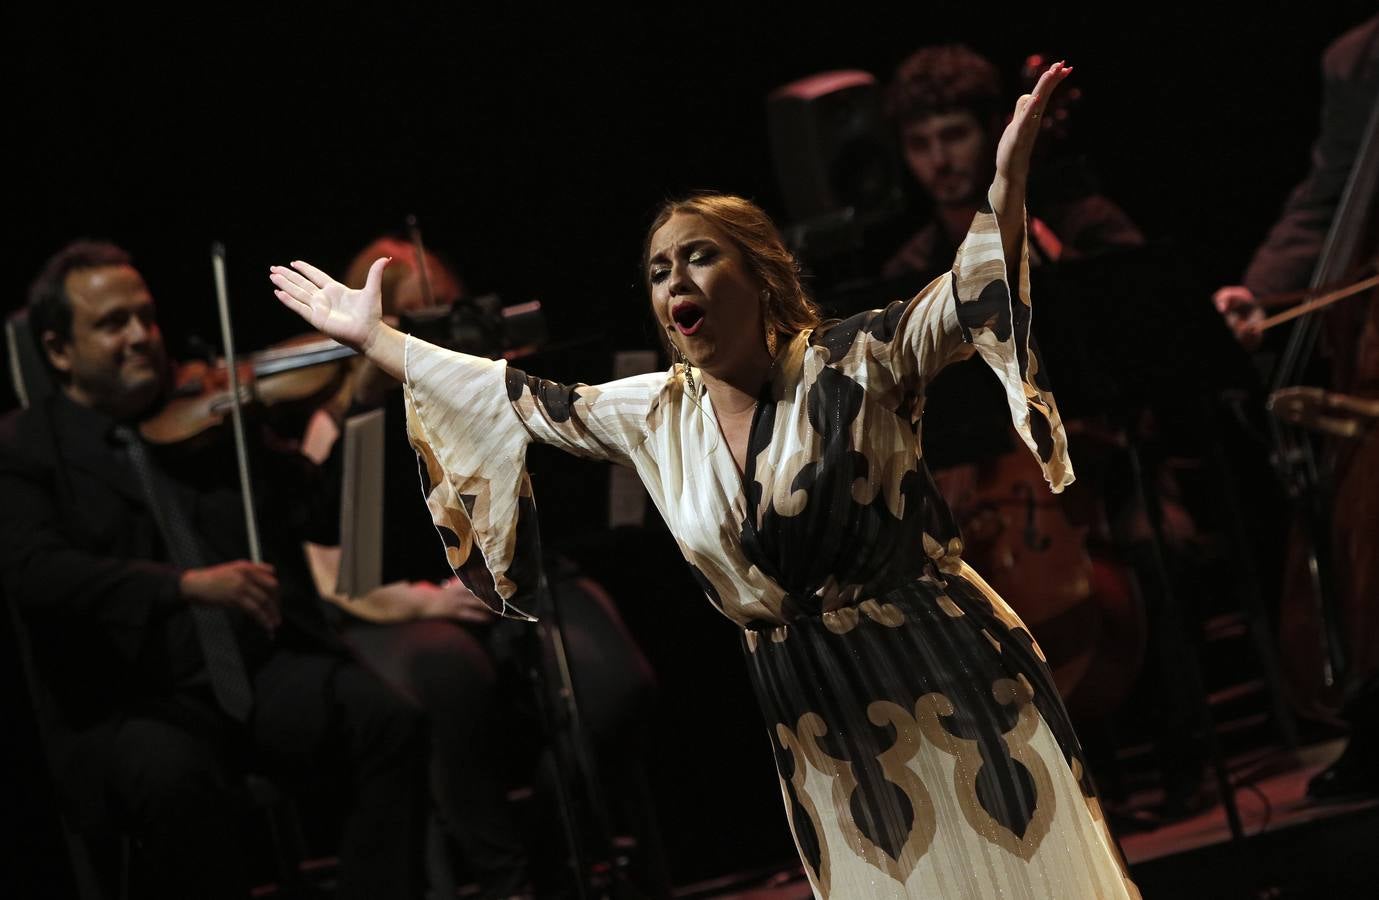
[271,257,407,381]
[995,61,1073,188]
[1212,285,1264,350]
[180,560,282,633]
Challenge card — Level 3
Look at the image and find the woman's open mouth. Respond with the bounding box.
[671,300,706,336]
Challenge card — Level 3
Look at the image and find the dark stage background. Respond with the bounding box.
[4,3,1376,896]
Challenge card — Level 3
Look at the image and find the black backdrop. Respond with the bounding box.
[4,2,1376,894]
[8,4,1375,365]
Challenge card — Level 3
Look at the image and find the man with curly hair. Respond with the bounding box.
[882,44,1142,278]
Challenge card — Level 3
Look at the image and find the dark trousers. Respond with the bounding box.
[343,574,656,897]
[106,649,426,900]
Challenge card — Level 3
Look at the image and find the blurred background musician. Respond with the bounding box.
[1211,14,1379,803]
[300,234,659,899]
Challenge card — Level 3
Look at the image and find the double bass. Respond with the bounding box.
[1268,71,1379,720]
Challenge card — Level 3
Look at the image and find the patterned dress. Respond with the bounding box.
[402,199,1140,899]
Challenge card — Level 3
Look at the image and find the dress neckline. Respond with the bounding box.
[692,330,807,515]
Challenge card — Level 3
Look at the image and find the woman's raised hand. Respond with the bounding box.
[270,257,389,353]
[995,61,1073,186]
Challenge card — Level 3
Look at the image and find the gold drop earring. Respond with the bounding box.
[762,291,778,358]
[675,343,697,397]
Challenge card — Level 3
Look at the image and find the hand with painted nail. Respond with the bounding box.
[996,61,1074,186]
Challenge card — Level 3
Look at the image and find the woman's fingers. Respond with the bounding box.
[290,259,335,288]
[994,62,1072,186]
[271,266,330,324]
[274,288,307,313]
[269,278,309,308]
[1029,62,1072,116]
[1009,62,1071,146]
[269,269,319,308]
[271,265,317,294]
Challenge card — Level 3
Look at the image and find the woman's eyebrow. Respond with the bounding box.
[649,236,719,265]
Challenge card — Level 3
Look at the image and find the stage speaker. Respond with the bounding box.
[766,70,903,226]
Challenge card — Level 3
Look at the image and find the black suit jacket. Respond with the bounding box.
[0,391,343,826]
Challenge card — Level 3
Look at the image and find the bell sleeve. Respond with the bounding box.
[402,336,663,618]
[887,189,1074,492]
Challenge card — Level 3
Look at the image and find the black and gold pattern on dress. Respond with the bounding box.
[820,597,905,636]
[955,561,1050,665]
[747,571,1102,883]
[777,705,938,891]
[406,387,515,610]
[775,715,834,898]
[916,676,1056,860]
[936,593,965,618]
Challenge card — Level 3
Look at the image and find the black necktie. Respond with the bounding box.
[113,426,254,722]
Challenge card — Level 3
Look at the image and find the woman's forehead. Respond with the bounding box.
[649,211,727,259]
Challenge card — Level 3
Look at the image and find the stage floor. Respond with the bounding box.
[671,739,1379,899]
[1121,738,1379,864]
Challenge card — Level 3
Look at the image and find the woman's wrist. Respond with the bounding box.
[989,173,1028,213]
[360,324,407,382]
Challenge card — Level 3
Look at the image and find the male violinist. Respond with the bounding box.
[0,240,427,899]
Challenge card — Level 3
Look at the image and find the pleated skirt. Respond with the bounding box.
[742,563,1141,900]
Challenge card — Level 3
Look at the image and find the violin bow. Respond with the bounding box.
[210,242,263,563]
[1253,265,1374,309]
[406,214,437,308]
[1259,269,1379,332]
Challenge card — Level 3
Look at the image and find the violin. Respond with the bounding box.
[139,303,550,448]
[139,334,356,446]
[141,217,443,449]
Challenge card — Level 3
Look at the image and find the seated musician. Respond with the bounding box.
[881,43,1143,279]
[0,241,427,900]
[300,236,658,900]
